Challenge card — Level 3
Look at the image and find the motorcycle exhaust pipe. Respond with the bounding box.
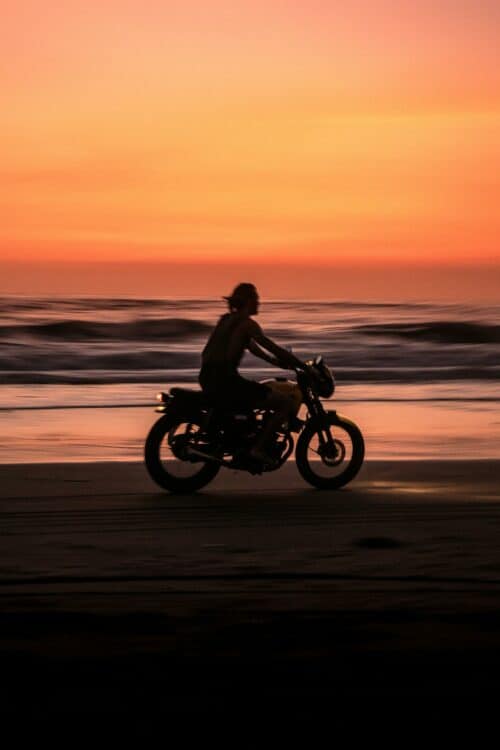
[186,446,266,476]
[186,447,232,467]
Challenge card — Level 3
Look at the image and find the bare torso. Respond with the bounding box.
[201,312,256,372]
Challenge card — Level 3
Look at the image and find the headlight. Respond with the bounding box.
[312,362,335,397]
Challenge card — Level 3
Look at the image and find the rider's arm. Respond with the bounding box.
[247,320,303,370]
[247,338,280,367]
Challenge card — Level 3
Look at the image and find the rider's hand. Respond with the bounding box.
[285,359,305,371]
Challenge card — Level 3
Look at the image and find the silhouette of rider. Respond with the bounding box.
[199,283,303,464]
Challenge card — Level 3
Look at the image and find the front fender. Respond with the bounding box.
[325,410,360,429]
[305,410,359,430]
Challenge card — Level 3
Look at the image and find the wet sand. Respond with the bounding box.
[2,460,500,738]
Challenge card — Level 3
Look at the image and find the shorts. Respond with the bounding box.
[199,364,270,409]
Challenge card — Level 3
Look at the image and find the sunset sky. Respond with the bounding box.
[2,0,499,297]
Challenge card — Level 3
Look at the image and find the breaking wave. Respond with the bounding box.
[0,317,211,342]
[1,297,499,389]
[356,321,500,344]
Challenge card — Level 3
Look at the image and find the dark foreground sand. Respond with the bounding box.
[2,460,500,739]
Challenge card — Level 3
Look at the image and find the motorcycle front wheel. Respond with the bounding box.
[295,413,364,489]
[145,415,220,493]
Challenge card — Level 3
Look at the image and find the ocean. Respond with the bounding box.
[1,296,499,462]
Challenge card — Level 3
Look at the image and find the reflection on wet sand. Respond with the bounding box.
[1,395,499,463]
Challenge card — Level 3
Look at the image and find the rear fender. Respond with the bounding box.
[155,404,169,413]
[155,393,172,414]
[158,396,206,423]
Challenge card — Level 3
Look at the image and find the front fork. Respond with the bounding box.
[306,397,338,459]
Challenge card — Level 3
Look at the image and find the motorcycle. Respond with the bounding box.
[144,356,365,493]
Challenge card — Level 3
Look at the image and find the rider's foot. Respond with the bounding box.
[249,447,276,467]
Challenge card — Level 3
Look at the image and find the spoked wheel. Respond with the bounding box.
[144,415,220,493]
[295,413,364,489]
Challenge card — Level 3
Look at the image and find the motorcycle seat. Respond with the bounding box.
[169,387,253,414]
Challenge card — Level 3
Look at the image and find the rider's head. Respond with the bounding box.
[224,283,259,315]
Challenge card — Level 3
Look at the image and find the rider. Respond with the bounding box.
[199,283,303,465]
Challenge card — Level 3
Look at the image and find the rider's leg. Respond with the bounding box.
[249,390,295,461]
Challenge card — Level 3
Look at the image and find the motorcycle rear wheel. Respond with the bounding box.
[145,415,220,493]
[295,413,364,489]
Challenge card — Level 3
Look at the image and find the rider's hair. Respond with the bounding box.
[223,283,257,311]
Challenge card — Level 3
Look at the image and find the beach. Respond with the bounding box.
[2,294,499,737]
[3,459,500,737]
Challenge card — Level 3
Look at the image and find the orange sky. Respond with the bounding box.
[2,1,499,295]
